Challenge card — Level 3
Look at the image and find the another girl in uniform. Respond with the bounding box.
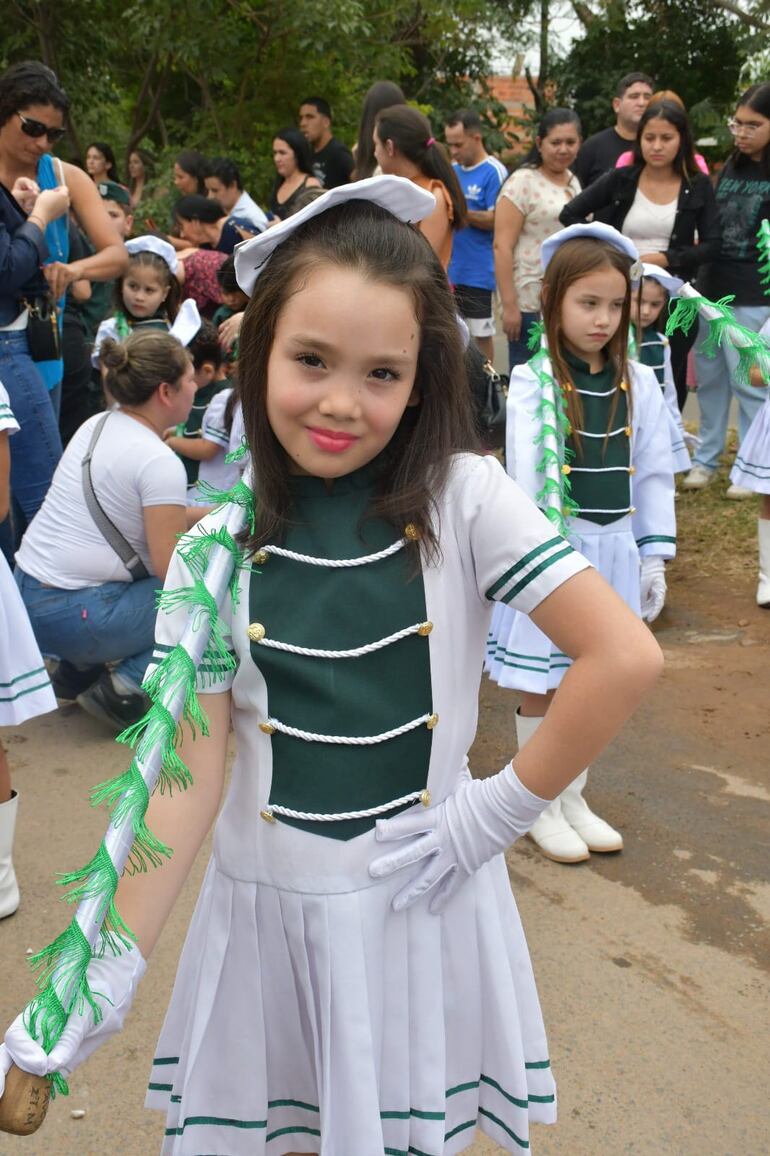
[730,315,770,605]
[0,382,56,919]
[0,181,663,1155]
[93,236,200,370]
[487,223,676,864]
[631,264,692,473]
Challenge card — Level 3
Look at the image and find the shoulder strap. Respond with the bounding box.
[81,414,150,582]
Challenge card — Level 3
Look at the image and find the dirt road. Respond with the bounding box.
[1,565,768,1156]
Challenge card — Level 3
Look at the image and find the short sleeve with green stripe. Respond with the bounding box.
[464,455,591,615]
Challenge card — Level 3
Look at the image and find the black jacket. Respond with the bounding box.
[559,165,720,283]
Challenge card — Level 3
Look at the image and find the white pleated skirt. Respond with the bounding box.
[486,517,641,695]
[146,852,556,1155]
[0,555,56,725]
[731,394,770,493]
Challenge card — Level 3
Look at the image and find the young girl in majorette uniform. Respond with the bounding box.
[730,315,770,606]
[93,236,200,362]
[0,182,662,1155]
[631,264,693,473]
[0,384,56,920]
[487,223,676,864]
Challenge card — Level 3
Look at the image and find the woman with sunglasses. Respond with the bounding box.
[682,83,770,496]
[0,60,127,552]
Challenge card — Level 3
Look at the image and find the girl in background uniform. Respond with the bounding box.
[1,182,662,1156]
[487,224,676,864]
[0,383,56,920]
[730,314,770,605]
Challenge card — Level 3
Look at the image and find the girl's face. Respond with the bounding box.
[128,152,144,179]
[634,279,667,331]
[538,122,580,174]
[266,266,420,479]
[86,146,109,177]
[558,267,627,362]
[640,117,681,169]
[731,104,770,161]
[173,163,198,194]
[272,139,298,178]
[122,263,169,318]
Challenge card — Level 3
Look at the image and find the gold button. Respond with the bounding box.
[404,523,421,541]
[562,506,572,516]
[417,621,433,636]
[247,622,266,642]
[562,382,572,392]
[628,465,636,475]
[620,380,629,392]
[260,809,276,823]
[630,506,637,514]
[426,712,439,730]
[561,463,571,475]
[625,426,632,437]
[253,549,269,565]
[259,722,275,735]
[420,788,431,807]
[662,336,669,346]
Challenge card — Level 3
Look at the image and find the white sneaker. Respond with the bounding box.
[725,483,754,501]
[681,465,715,490]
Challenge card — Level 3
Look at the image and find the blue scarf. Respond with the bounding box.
[35,154,69,391]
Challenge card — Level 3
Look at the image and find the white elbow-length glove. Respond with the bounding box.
[369,764,548,914]
[640,555,667,623]
[0,947,146,1094]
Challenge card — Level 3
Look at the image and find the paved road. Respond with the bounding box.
[1,571,767,1155]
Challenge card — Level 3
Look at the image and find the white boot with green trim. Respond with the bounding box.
[0,791,20,919]
[515,712,590,863]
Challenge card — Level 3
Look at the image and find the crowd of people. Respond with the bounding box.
[0,53,769,1156]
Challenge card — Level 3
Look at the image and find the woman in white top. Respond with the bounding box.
[494,108,582,370]
[560,100,720,408]
[15,331,195,731]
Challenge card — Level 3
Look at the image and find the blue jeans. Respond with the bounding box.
[693,305,770,471]
[507,312,541,373]
[15,569,159,690]
[0,330,62,545]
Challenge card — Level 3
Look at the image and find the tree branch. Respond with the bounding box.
[706,0,770,30]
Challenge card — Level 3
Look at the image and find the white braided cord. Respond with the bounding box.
[574,505,634,515]
[263,712,434,744]
[575,386,617,397]
[574,426,629,438]
[265,789,425,822]
[568,465,632,474]
[260,539,406,568]
[254,620,429,659]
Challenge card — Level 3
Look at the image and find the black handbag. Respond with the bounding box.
[466,343,508,449]
[23,295,61,362]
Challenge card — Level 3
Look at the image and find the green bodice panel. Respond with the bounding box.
[638,324,666,386]
[181,379,231,486]
[565,351,631,526]
[248,466,433,840]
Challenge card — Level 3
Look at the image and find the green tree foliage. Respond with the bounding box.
[553,0,748,140]
[3,0,522,200]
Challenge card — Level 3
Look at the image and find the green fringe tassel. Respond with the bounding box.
[224,437,249,463]
[195,478,256,534]
[57,840,118,904]
[667,292,770,385]
[177,525,248,607]
[757,220,770,290]
[156,581,234,674]
[527,319,545,351]
[142,644,209,739]
[27,919,101,1036]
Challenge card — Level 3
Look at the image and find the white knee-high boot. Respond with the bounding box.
[560,771,623,852]
[757,519,770,608]
[0,790,20,919]
[515,712,590,863]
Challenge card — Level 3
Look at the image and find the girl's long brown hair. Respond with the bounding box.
[238,200,480,562]
[541,238,633,455]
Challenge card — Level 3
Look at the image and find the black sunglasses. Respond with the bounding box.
[17,111,66,144]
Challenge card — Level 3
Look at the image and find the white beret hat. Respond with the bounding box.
[126,235,179,275]
[640,263,684,294]
[234,175,437,295]
[541,223,642,283]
